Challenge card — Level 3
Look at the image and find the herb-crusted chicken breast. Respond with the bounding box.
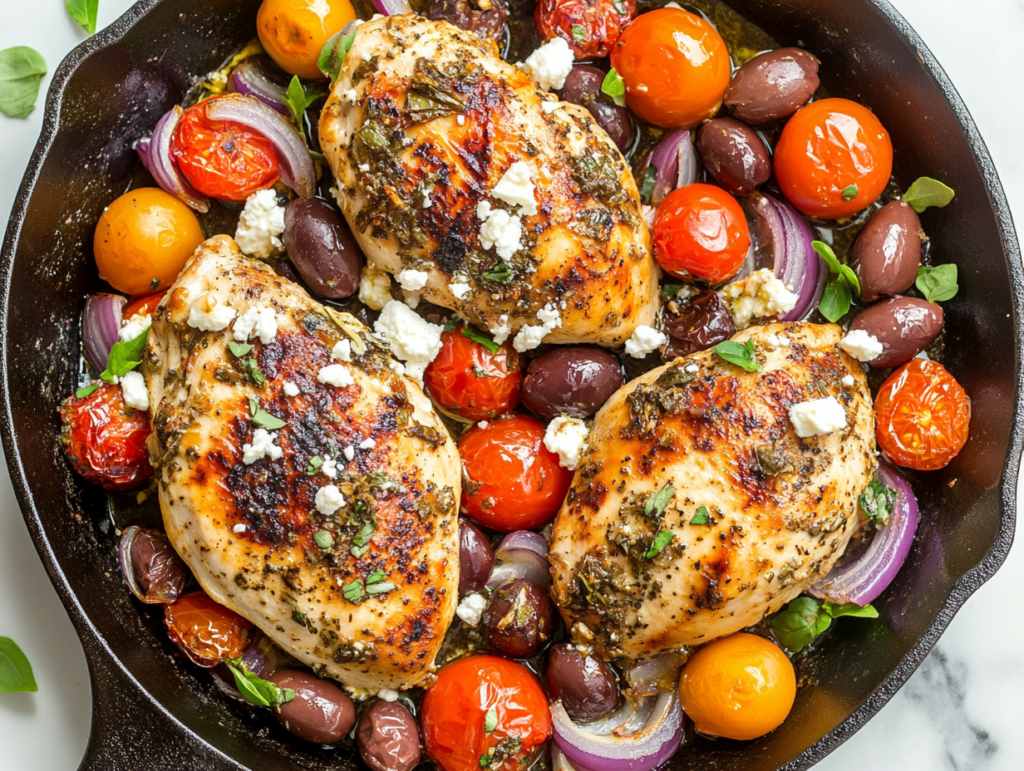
[549,323,877,658]
[319,14,658,348]
[146,236,460,691]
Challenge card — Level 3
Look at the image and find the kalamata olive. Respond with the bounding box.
[356,700,422,771]
[482,578,555,658]
[560,65,635,152]
[521,346,623,420]
[850,201,923,302]
[663,290,736,359]
[696,118,772,197]
[282,197,363,300]
[459,520,495,596]
[724,48,821,125]
[119,526,190,604]
[545,643,618,722]
[425,0,507,45]
[267,670,356,744]
[850,296,944,368]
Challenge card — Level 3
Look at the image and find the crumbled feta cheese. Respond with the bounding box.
[242,428,283,464]
[232,523,247,534]
[119,371,149,411]
[789,397,847,438]
[119,313,152,342]
[318,364,355,388]
[624,325,668,358]
[397,268,429,292]
[358,266,393,311]
[491,161,537,216]
[235,189,285,259]
[358,438,376,450]
[841,375,856,387]
[449,281,471,300]
[543,416,589,470]
[456,592,488,627]
[513,303,562,352]
[490,315,511,345]
[343,446,355,461]
[321,457,338,479]
[233,305,278,344]
[422,192,432,209]
[477,201,523,261]
[283,381,300,397]
[344,89,358,103]
[778,335,791,346]
[187,293,236,332]
[403,290,421,309]
[457,114,466,126]
[373,300,443,384]
[358,163,370,172]
[684,362,699,374]
[840,329,884,362]
[377,689,400,703]
[477,421,489,429]
[315,484,345,515]
[541,100,562,114]
[521,36,574,91]
[719,269,800,329]
[331,339,352,362]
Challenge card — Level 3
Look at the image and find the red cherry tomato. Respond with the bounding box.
[173,97,281,201]
[652,183,751,283]
[874,358,970,471]
[422,655,552,771]
[164,591,253,667]
[459,414,572,531]
[123,291,167,321]
[59,382,153,491]
[535,0,635,60]
[774,98,893,219]
[423,324,523,422]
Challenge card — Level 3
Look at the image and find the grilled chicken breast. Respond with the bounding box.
[549,323,876,658]
[319,14,658,347]
[146,236,460,691]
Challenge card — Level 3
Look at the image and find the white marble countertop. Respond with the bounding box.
[0,1,1020,768]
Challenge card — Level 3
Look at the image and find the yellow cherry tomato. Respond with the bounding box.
[678,633,796,741]
[257,0,358,80]
[93,188,204,295]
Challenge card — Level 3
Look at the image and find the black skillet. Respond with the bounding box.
[0,0,1020,769]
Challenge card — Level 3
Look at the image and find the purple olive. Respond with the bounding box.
[724,48,821,125]
[521,346,623,420]
[560,65,635,152]
[282,197,363,300]
[545,643,618,722]
[424,0,507,45]
[483,578,555,658]
[850,201,923,302]
[459,520,495,597]
[267,670,356,744]
[356,700,422,771]
[662,290,736,359]
[850,296,944,368]
[697,118,772,197]
[118,526,190,605]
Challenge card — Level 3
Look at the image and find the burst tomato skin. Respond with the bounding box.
[60,382,154,491]
[123,290,167,321]
[459,414,573,532]
[422,655,552,771]
[423,325,523,422]
[535,0,635,60]
[875,359,970,471]
[173,97,281,201]
[164,591,253,667]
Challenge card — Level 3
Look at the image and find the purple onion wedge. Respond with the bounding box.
[373,0,413,14]
[118,526,190,605]
[643,130,699,206]
[135,106,210,213]
[485,530,550,590]
[230,55,290,115]
[82,293,126,372]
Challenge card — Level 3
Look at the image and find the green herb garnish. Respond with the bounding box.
[571,25,587,42]
[903,176,955,213]
[842,184,858,201]
[639,165,657,205]
[690,505,710,526]
[813,241,861,322]
[0,47,46,119]
[65,0,98,35]
[770,596,878,653]
[859,476,896,529]
[644,483,674,516]
[248,397,286,430]
[75,384,98,399]
[318,25,357,82]
[342,580,365,604]
[713,340,760,372]
[0,636,37,693]
[600,67,626,107]
[243,357,266,387]
[100,328,149,384]
[224,657,295,707]
[462,325,500,354]
[228,342,253,357]
[482,262,513,283]
[915,264,958,303]
[365,569,395,596]
[306,456,323,476]
[484,707,498,734]
[643,530,674,559]
[313,530,334,550]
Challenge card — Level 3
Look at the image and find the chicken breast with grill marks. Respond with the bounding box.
[550,323,877,658]
[319,14,658,348]
[145,235,460,691]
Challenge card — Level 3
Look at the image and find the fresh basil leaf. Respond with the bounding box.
[0,636,37,693]
[769,596,831,653]
[243,357,266,387]
[713,340,760,372]
[818,279,853,323]
[313,530,334,550]
[284,76,323,135]
[443,314,463,333]
[915,264,958,303]
[812,241,861,295]
[482,262,512,283]
[66,0,99,35]
[842,184,858,201]
[690,505,710,526]
[318,25,358,82]
[366,569,386,586]
[643,529,674,559]
[859,476,896,529]
[612,0,626,13]
[484,707,498,734]
[343,580,365,604]
[75,384,99,399]
[366,580,396,596]
[823,601,878,619]
[0,47,46,119]
[351,519,375,549]
[462,325,501,354]
[571,25,587,42]
[306,456,323,476]
[225,657,295,707]
[601,68,626,108]
[101,328,149,383]
[228,342,253,357]
[903,176,955,213]
[248,397,286,430]
[639,165,657,205]
[660,283,684,299]
[350,543,370,558]
[644,483,674,516]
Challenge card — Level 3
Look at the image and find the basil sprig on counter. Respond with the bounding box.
[0,636,37,693]
[66,0,99,35]
[916,264,959,303]
[903,176,955,213]
[770,596,878,653]
[813,241,861,323]
[224,657,294,708]
[0,46,46,119]
[714,340,760,372]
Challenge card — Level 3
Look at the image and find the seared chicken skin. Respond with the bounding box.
[146,236,460,691]
[319,14,658,347]
[550,323,877,658]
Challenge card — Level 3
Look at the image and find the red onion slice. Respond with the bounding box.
[207,95,316,197]
[373,0,412,14]
[230,55,290,115]
[810,461,920,607]
[486,530,551,590]
[118,526,190,605]
[624,653,684,697]
[135,106,211,213]
[644,130,698,206]
[82,293,126,372]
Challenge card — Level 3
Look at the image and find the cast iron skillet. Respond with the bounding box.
[0,1,1020,769]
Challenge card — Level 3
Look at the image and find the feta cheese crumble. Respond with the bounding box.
[317,364,355,388]
[315,484,345,516]
[521,37,574,91]
[397,268,429,292]
[839,329,884,362]
[331,339,352,362]
[343,446,355,461]
[321,457,338,479]
[841,375,856,387]
[490,315,511,345]
[232,523,247,534]
[789,397,847,438]
[456,592,488,627]
[373,300,443,384]
[543,416,589,470]
[233,305,278,344]
[235,189,285,259]
[477,201,523,261]
[119,371,149,411]
[359,438,376,450]
[358,265,393,311]
[541,100,562,114]
[720,269,800,329]
[283,381,300,397]
[377,689,400,703]
[624,325,668,358]
[187,293,236,332]
[491,161,537,216]
[119,313,151,342]
[449,281,472,300]
[242,428,283,464]
[513,303,562,352]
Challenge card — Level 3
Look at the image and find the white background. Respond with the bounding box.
[0,1,1020,769]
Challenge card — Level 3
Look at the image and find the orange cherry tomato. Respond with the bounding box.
[610,8,731,128]
[874,358,970,471]
[535,0,636,60]
[422,655,552,771]
[173,97,281,201]
[257,0,358,80]
[678,632,796,741]
[123,291,168,321]
[164,591,253,667]
[423,324,523,422]
[459,414,572,532]
[774,98,893,219]
[652,183,751,283]
[94,188,204,295]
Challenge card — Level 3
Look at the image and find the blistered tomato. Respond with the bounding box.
[653,183,751,284]
[257,0,358,79]
[123,291,167,321]
[164,591,253,667]
[60,382,154,491]
[874,358,970,471]
[422,655,552,771]
[173,97,281,201]
[774,98,893,219]
[678,632,796,740]
[610,8,731,128]
[535,0,635,60]
[423,324,523,422]
[93,188,204,295]
[459,414,572,531]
